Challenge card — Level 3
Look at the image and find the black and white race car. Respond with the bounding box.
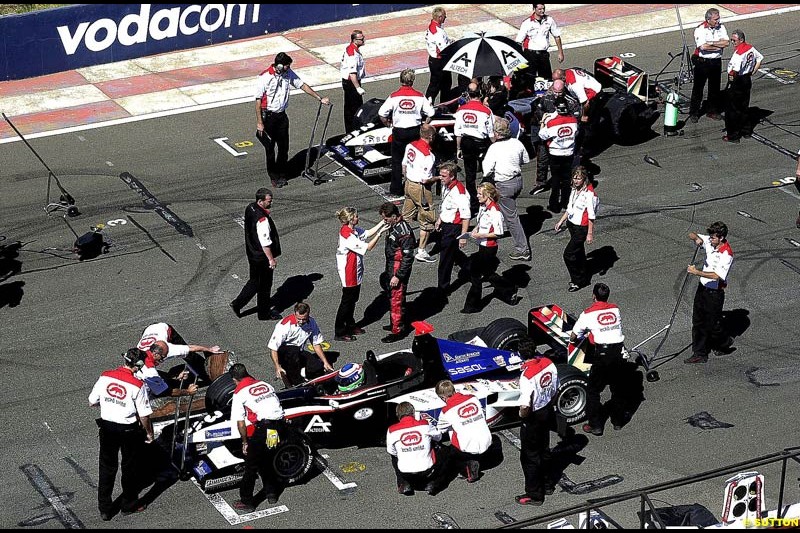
[158,306,637,493]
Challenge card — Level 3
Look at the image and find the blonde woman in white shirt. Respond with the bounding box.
[555,166,598,292]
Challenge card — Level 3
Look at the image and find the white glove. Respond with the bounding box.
[356,87,366,96]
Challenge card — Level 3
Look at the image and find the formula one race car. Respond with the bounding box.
[157,306,608,493]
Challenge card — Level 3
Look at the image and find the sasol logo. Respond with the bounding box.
[406,149,416,162]
[399,99,416,110]
[457,403,479,419]
[598,312,618,326]
[249,384,269,396]
[401,431,422,446]
[57,4,262,56]
[539,371,553,388]
[463,112,478,124]
[107,383,126,400]
[448,363,486,376]
[557,126,574,137]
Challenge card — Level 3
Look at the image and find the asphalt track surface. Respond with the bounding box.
[2,12,799,530]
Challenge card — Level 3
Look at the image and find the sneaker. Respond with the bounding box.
[350,327,366,335]
[229,301,242,318]
[415,249,436,263]
[508,251,531,261]
[582,423,603,436]
[381,331,409,343]
[723,135,740,144]
[706,112,722,121]
[465,460,481,483]
[568,282,581,292]
[515,494,544,506]
[398,481,414,496]
[684,354,708,364]
[233,500,256,512]
[334,335,357,342]
[530,183,549,195]
[689,115,700,124]
[121,504,147,515]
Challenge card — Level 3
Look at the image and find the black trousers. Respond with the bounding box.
[692,284,726,357]
[724,75,752,140]
[391,446,452,489]
[690,57,723,116]
[426,56,452,104]
[564,221,589,286]
[519,404,555,499]
[464,246,516,311]
[585,343,630,428]
[342,78,363,133]
[257,110,290,182]
[335,284,362,336]
[390,126,420,195]
[548,154,573,210]
[277,344,323,387]
[239,423,280,504]
[461,135,491,212]
[437,222,468,291]
[522,50,553,81]
[231,260,274,319]
[97,420,145,514]
[535,141,549,185]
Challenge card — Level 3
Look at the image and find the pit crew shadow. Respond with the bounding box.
[721,308,750,343]
[135,442,181,508]
[407,287,450,323]
[744,107,773,134]
[270,273,324,314]
[586,246,619,278]
[0,280,25,309]
[522,205,553,237]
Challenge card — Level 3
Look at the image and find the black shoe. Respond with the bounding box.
[266,494,279,505]
[334,335,357,342]
[689,115,700,123]
[582,423,603,436]
[460,307,480,314]
[613,423,624,431]
[389,189,404,197]
[398,481,414,496]
[544,485,556,495]
[547,204,561,214]
[568,282,581,292]
[121,503,147,515]
[382,324,394,332]
[465,460,481,483]
[515,494,544,506]
[706,112,722,121]
[713,337,735,356]
[684,354,708,364]
[233,500,256,512]
[723,135,740,143]
[530,183,549,195]
[100,512,113,522]
[258,310,282,321]
[424,481,443,496]
[381,331,408,343]
[229,302,242,318]
[350,327,366,335]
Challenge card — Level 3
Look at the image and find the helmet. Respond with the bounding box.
[336,363,365,392]
[555,98,569,115]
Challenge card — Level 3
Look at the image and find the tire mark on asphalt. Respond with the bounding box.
[18,463,84,529]
[119,172,194,237]
[127,215,177,263]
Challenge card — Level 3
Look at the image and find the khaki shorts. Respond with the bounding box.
[402,181,436,231]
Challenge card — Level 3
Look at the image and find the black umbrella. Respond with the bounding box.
[440,32,528,79]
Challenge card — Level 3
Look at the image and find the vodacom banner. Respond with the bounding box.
[0,3,424,81]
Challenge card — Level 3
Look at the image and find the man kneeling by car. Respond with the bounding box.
[386,401,451,496]
[435,379,490,483]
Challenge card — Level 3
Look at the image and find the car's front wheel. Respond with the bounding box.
[555,365,589,424]
[272,428,314,484]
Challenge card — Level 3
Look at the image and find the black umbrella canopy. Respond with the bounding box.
[440,32,528,78]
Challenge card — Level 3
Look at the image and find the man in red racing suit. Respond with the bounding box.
[378,202,417,343]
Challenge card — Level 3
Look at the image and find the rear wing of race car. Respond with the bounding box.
[528,304,591,372]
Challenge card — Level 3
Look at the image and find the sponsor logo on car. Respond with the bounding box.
[401,431,422,446]
[442,350,480,364]
[354,408,373,421]
[363,166,391,177]
[304,414,332,433]
[353,159,368,169]
[448,363,487,376]
[205,427,232,439]
[203,474,243,490]
[193,460,212,478]
[598,312,617,325]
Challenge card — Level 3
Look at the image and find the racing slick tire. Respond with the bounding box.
[555,364,589,425]
[481,318,528,351]
[205,373,235,414]
[272,427,314,484]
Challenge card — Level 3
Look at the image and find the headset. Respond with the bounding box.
[123,348,146,370]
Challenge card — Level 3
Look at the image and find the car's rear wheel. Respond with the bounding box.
[481,318,527,351]
[272,428,314,484]
[555,365,589,424]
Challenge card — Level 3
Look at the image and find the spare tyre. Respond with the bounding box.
[481,318,528,351]
[554,364,589,424]
[205,373,235,414]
